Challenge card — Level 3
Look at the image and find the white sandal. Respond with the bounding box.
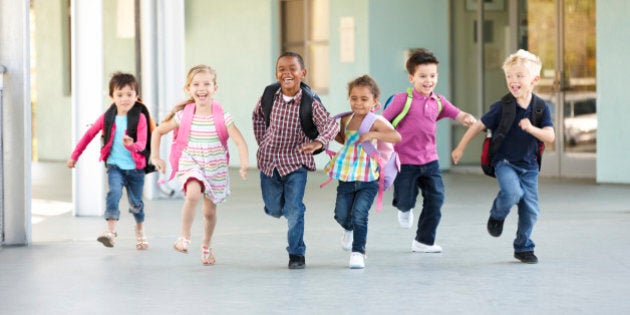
[201,246,216,265]
[173,236,190,253]
[135,228,149,250]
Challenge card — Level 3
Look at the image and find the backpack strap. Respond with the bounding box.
[169,103,196,180]
[260,81,321,140]
[102,104,118,148]
[212,100,230,163]
[489,93,517,157]
[390,88,443,128]
[357,113,388,212]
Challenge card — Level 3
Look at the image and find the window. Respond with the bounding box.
[280,0,329,94]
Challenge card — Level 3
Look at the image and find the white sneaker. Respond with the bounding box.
[411,240,442,253]
[340,230,353,251]
[349,252,365,269]
[398,209,414,229]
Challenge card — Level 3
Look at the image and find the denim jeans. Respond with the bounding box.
[334,180,378,254]
[105,165,145,223]
[260,167,307,256]
[491,160,539,252]
[392,160,445,245]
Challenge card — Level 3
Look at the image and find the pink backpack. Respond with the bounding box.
[321,112,400,211]
[168,101,229,180]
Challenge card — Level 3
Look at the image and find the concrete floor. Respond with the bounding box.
[1,162,630,314]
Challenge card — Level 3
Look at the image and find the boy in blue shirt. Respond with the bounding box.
[451,49,555,264]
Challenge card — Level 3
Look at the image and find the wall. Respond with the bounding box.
[596,0,630,184]
[32,0,72,161]
[368,0,452,168]
[184,0,274,167]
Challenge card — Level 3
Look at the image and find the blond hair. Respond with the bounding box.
[163,65,218,123]
[502,49,542,77]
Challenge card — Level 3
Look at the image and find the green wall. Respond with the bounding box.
[596,0,630,184]
[368,0,452,169]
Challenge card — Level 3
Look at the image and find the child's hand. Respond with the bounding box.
[151,157,166,174]
[122,135,134,146]
[518,118,533,132]
[462,114,477,127]
[451,148,463,165]
[358,132,374,143]
[239,165,248,180]
[300,141,323,154]
[66,159,76,168]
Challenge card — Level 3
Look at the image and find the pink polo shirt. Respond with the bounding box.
[382,90,460,165]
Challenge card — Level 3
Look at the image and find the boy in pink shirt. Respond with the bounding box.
[382,48,476,253]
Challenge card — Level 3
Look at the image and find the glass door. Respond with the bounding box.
[523,0,597,178]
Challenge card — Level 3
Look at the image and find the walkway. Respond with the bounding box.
[1,162,629,314]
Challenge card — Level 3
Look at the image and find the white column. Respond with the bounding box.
[0,0,31,245]
[152,0,186,196]
[71,0,105,216]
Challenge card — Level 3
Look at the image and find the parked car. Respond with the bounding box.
[564,94,597,146]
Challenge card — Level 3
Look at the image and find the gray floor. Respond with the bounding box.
[2,162,630,314]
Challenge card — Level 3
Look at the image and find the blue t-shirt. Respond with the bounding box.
[481,94,554,170]
[107,115,136,170]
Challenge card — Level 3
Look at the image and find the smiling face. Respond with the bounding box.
[186,71,217,106]
[349,85,377,116]
[111,84,138,115]
[504,63,539,100]
[275,56,306,96]
[408,63,438,97]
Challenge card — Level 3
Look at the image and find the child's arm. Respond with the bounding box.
[67,114,106,168]
[518,119,556,143]
[123,113,148,151]
[150,119,178,174]
[227,123,249,180]
[252,99,266,145]
[455,111,477,127]
[451,120,486,164]
[334,116,348,144]
[359,118,401,144]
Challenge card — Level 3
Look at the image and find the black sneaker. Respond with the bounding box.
[487,216,504,237]
[514,251,538,264]
[288,254,305,269]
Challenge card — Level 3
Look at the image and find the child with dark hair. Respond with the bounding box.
[68,72,153,250]
[382,48,476,253]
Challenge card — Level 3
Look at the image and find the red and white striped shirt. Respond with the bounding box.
[253,88,339,177]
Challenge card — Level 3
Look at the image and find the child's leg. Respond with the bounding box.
[180,179,203,239]
[201,197,217,248]
[282,168,308,256]
[350,181,378,254]
[201,197,217,265]
[513,170,539,252]
[415,161,444,246]
[259,170,284,218]
[491,161,524,220]
[125,169,148,249]
[173,179,202,253]
[104,166,125,224]
[334,182,355,231]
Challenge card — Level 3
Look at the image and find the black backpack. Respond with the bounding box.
[480,93,545,177]
[103,101,156,174]
[260,81,324,154]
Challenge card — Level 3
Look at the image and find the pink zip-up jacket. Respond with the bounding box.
[70,113,148,169]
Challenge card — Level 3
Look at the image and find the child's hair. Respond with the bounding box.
[405,48,439,75]
[163,65,217,123]
[276,51,305,69]
[502,49,542,77]
[108,72,139,97]
[347,74,381,101]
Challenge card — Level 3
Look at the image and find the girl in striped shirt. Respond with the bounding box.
[324,75,401,269]
[151,65,249,265]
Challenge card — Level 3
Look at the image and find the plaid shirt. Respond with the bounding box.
[253,87,339,177]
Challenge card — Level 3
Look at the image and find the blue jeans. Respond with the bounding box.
[492,160,539,252]
[334,180,378,254]
[105,165,145,223]
[260,167,307,256]
[392,160,445,245]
